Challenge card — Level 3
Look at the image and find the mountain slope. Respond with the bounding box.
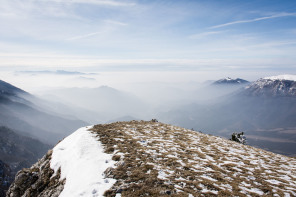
[7,121,296,196]
[191,77,249,102]
[0,126,51,196]
[0,160,13,197]
[242,75,296,97]
[0,127,50,172]
[0,80,88,144]
[0,80,27,97]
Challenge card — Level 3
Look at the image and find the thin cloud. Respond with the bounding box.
[189,31,224,39]
[48,0,135,7]
[66,32,102,41]
[104,20,128,26]
[66,20,127,41]
[210,12,296,29]
[248,40,296,48]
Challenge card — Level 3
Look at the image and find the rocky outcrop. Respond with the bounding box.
[6,150,64,197]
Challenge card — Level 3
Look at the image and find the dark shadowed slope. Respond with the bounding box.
[0,160,13,197]
[0,126,51,196]
[0,80,88,144]
[0,126,50,172]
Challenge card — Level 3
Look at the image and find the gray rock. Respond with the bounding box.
[6,150,65,197]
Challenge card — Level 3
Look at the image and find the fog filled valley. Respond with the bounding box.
[1,72,296,157]
[32,74,296,157]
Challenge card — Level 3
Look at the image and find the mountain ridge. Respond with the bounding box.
[243,77,296,97]
[212,77,249,85]
[7,121,296,196]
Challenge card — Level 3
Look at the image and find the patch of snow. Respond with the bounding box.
[201,175,217,182]
[241,181,251,187]
[157,170,167,180]
[50,126,116,197]
[221,183,232,190]
[247,176,255,180]
[204,167,214,172]
[265,170,273,173]
[205,155,215,162]
[200,188,218,195]
[240,186,264,195]
[264,75,296,81]
[290,191,296,196]
[265,179,281,185]
[222,160,237,165]
[284,193,291,197]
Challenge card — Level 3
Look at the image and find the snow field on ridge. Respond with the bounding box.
[50,126,116,197]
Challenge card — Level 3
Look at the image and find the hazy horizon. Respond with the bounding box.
[0,0,295,91]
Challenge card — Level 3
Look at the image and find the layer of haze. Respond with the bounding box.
[0,69,251,122]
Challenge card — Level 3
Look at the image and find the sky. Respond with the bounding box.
[0,0,296,90]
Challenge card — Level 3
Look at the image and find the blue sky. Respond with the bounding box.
[0,0,295,76]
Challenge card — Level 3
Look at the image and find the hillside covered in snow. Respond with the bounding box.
[7,121,296,196]
[244,74,296,97]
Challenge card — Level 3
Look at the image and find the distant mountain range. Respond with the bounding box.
[242,75,296,97]
[159,75,296,156]
[191,77,250,103]
[212,77,250,85]
[15,70,96,76]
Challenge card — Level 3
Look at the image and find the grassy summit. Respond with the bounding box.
[91,120,296,197]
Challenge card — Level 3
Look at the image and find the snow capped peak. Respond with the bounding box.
[264,74,296,81]
[213,77,249,85]
[244,75,296,97]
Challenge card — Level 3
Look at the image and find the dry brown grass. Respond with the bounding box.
[90,120,296,197]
